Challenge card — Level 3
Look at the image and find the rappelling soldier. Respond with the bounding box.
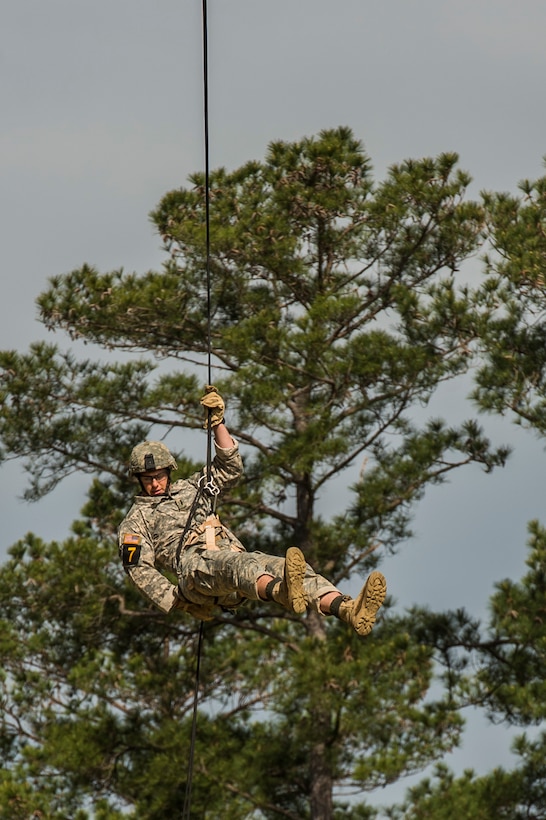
[118,388,387,635]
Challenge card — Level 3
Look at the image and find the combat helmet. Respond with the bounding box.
[129,441,178,477]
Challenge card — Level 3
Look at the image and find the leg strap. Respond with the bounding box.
[264,577,282,601]
[328,594,347,618]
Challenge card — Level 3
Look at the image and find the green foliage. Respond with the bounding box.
[408,521,546,731]
[475,168,546,431]
[386,732,546,820]
[471,521,546,726]
[385,522,546,818]
[0,530,465,819]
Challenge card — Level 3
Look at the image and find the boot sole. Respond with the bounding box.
[352,571,386,636]
[285,547,308,614]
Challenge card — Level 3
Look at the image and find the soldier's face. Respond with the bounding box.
[139,469,170,496]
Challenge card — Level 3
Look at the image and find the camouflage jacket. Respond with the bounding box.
[118,442,244,613]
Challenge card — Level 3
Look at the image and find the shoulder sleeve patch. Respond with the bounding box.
[121,533,142,567]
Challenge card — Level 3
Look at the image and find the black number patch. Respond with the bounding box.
[122,533,142,566]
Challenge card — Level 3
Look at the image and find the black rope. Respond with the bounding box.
[181,2,213,817]
[202,0,214,487]
[175,478,205,567]
[181,620,204,819]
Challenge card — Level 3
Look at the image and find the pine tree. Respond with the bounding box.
[0,128,509,818]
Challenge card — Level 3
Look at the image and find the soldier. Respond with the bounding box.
[118,388,387,636]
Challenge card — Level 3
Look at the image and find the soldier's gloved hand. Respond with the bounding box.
[173,589,216,621]
[200,385,225,429]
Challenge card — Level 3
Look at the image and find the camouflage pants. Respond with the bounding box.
[177,547,338,613]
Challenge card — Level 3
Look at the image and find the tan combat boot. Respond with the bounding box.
[264,547,308,614]
[332,571,386,636]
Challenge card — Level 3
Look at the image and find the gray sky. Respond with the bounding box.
[2,0,546,807]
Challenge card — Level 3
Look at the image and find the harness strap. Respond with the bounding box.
[179,512,223,551]
[204,514,221,549]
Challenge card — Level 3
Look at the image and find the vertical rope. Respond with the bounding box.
[202,0,214,484]
[181,621,204,819]
[181,3,212,817]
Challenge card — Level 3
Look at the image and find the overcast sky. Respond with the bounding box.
[2,0,546,807]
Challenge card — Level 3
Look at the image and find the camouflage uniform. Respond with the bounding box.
[118,440,338,614]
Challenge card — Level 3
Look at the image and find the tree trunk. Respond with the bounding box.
[309,741,334,819]
[306,610,335,819]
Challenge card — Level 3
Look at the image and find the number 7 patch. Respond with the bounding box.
[122,533,142,566]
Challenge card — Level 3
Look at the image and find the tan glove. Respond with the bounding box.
[200,385,225,429]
